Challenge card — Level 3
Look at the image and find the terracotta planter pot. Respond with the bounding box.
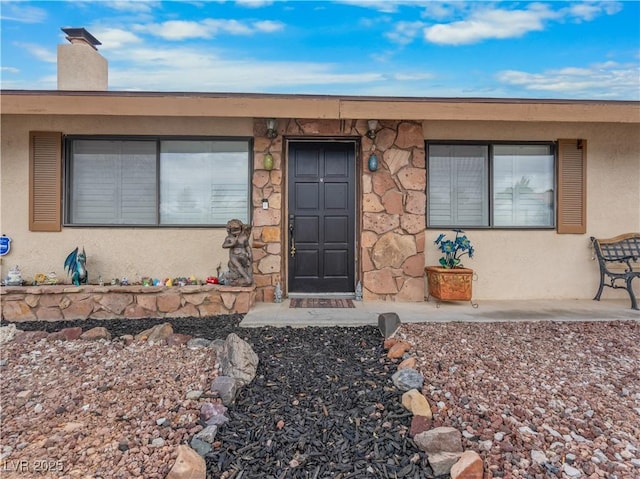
[425,266,473,301]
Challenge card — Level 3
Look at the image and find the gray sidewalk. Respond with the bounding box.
[241,298,640,328]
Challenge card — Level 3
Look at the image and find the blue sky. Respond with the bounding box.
[1,1,639,99]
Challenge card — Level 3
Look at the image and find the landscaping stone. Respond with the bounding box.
[414,427,463,454]
[218,333,258,386]
[79,326,111,341]
[391,367,424,391]
[401,389,432,418]
[166,445,206,479]
[450,450,484,479]
[377,312,401,338]
[210,376,240,405]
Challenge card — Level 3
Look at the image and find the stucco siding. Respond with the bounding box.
[423,121,640,300]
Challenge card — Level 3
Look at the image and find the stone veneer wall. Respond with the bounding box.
[251,119,425,303]
[361,121,425,301]
[0,285,256,322]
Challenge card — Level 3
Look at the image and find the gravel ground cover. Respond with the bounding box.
[1,316,638,479]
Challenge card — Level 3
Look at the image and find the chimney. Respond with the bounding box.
[57,27,108,91]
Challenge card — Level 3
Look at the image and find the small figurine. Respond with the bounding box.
[355,280,363,301]
[274,282,283,303]
[120,277,129,286]
[64,247,88,286]
[5,265,23,286]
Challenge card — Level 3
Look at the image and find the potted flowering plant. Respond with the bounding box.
[425,229,475,302]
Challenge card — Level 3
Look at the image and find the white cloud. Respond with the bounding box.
[136,18,284,40]
[497,62,640,99]
[14,42,56,63]
[253,20,284,33]
[421,2,624,46]
[103,44,384,91]
[386,21,424,45]
[565,1,622,22]
[0,2,47,23]
[337,1,400,14]
[1,66,20,74]
[424,4,558,45]
[90,28,144,50]
[235,0,275,8]
[102,0,158,13]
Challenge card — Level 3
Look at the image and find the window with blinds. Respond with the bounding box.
[65,137,251,226]
[427,142,556,229]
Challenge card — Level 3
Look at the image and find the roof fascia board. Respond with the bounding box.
[1,91,638,124]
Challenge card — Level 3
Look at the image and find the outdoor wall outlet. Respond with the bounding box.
[262,199,269,210]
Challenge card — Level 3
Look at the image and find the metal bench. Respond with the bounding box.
[590,233,640,310]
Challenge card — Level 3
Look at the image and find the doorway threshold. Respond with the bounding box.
[288,292,355,299]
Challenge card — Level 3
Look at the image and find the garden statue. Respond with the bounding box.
[221,219,253,286]
[64,247,88,286]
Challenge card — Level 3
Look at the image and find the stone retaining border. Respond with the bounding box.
[0,284,256,322]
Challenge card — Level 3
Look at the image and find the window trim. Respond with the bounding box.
[63,135,254,228]
[426,140,557,230]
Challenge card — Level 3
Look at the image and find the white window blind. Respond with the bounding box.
[70,140,156,224]
[428,145,488,227]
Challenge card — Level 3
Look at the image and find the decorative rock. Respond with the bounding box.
[391,368,424,391]
[383,338,398,349]
[414,427,463,454]
[450,450,483,479]
[187,338,212,349]
[200,402,229,426]
[166,333,192,346]
[387,341,411,359]
[378,312,400,338]
[166,444,206,479]
[193,425,218,444]
[401,389,433,418]
[48,327,82,341]
[151,437,165,448]
[429,451,464,477]
[80,327,111,341]
[531,449,547,465]
[0,324,19,344]
[409,415,432,438]
[219,333,259,386]
[208,339,226,354]
[190,438,212,457]
[186,390,203,400]
[211,376,240,405]
[398,357,417,369]
[146,322,174,343]
[563,463,582,477]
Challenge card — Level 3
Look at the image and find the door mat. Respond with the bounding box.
[289,298,355,308]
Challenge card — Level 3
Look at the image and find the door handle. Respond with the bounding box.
[289,215,296,257]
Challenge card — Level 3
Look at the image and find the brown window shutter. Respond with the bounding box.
[29,131,62,232]
[557,138,586,234]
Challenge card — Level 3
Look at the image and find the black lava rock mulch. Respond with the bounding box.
[4,316,433,478]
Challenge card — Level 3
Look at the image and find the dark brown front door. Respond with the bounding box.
[287,142,356,293]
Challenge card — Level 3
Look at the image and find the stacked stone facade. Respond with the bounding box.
[251,118,425,303]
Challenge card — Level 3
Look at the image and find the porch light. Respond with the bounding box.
[266,118,278,139]
[366,119,378,140]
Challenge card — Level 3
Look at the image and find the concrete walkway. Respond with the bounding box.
[241,298,640,328]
